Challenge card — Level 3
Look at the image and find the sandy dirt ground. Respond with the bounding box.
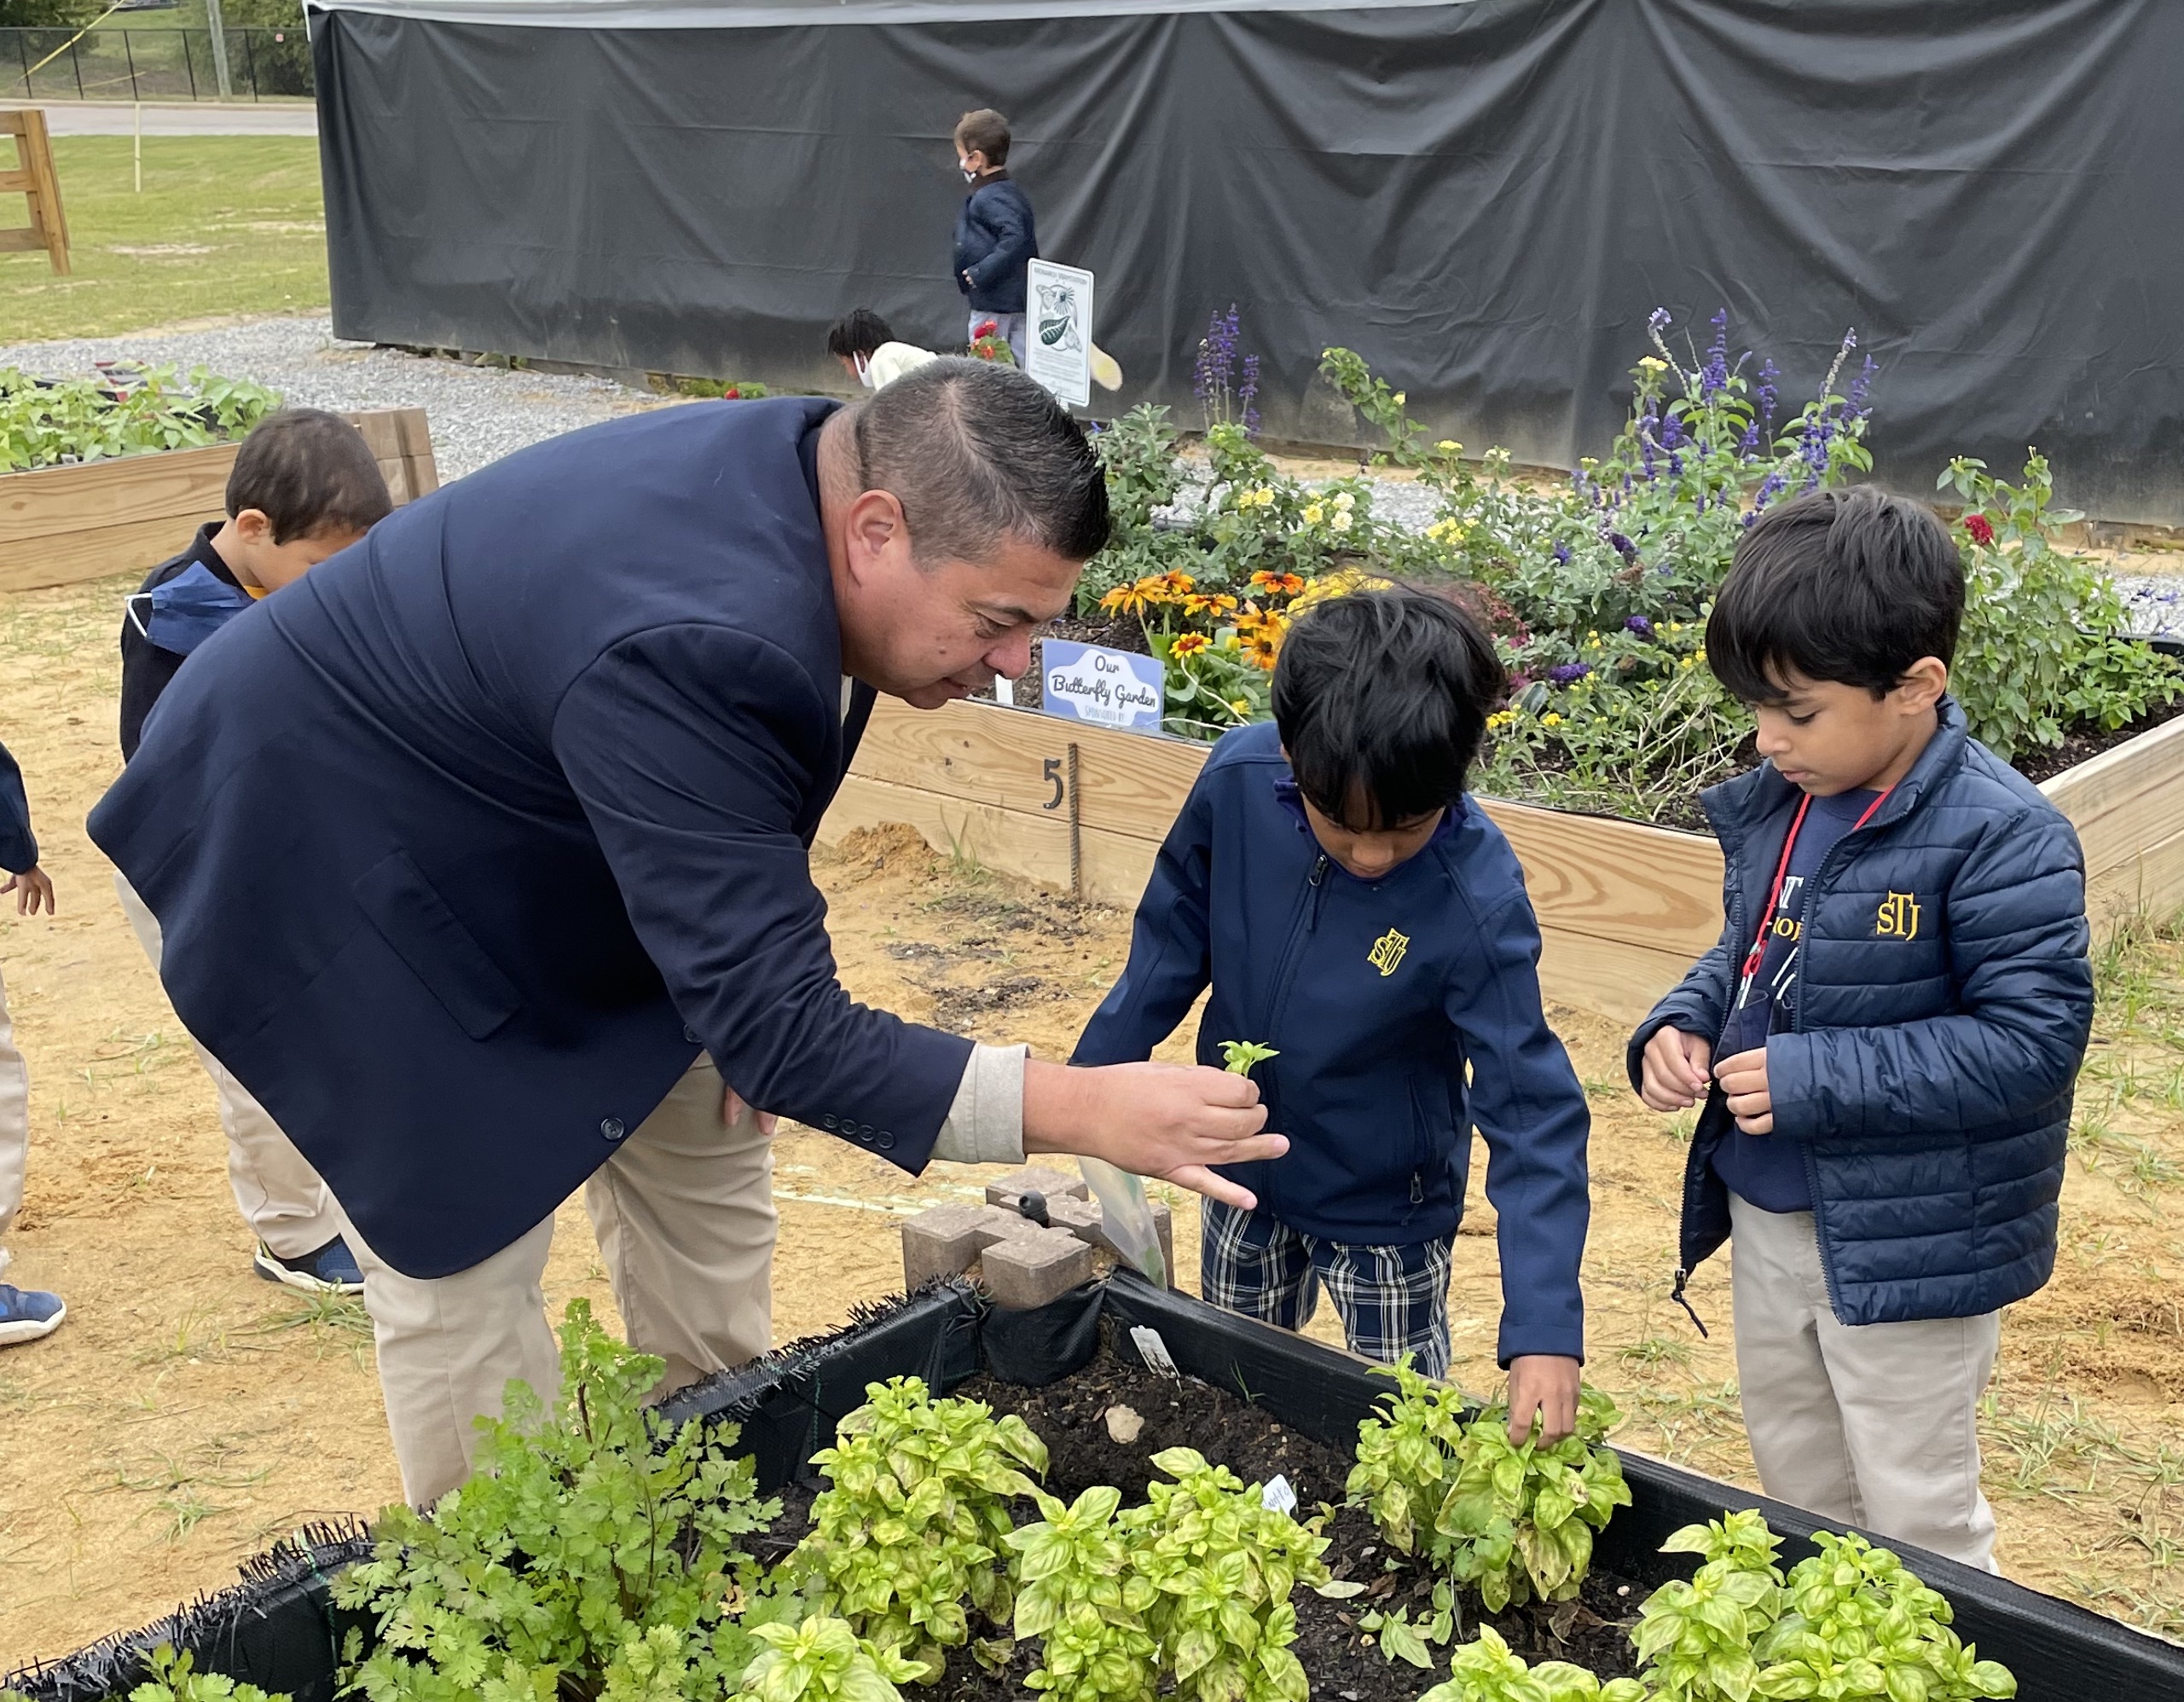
[3,573,2182,1669]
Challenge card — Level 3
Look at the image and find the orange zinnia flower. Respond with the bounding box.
[1169,633,1211,659]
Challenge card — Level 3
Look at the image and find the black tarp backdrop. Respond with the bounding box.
[310,0,2184,521]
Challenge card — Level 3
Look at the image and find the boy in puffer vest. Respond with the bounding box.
[1075,588,1591,1447]
[117,407,392,1295]
[1632,485,2093,1571]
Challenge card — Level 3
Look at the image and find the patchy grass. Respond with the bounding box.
[0,136,327,343]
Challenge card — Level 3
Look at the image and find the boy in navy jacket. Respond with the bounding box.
[1076,588,1591,1442]
[952,108,1038,367]
[0,738,60,1346]
[1631,487,2092,1570]
[117,408,391,1295]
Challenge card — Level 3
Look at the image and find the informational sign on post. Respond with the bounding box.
[1023,258,1095,409]
[1040,639,1162,733]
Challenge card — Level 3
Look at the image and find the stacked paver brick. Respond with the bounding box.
[900,1165,1175,1308]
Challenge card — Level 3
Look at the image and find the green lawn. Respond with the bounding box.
[0,134,327,343]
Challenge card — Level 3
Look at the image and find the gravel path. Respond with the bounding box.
[0,315,662,483]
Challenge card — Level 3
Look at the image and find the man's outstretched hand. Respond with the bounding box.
[1023,1058,1287,1209]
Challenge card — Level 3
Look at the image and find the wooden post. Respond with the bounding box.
[0,108,70,275]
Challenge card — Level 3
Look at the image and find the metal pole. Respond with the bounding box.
[240,26,257,101]
[203,0,233,99]
[70,36,83,100]
[122,26,137,102]
[181,30,195,100]
[133,98,141,193]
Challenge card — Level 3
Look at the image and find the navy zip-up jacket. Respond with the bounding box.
[1074,721,1590,1366]
[0,738,37,876]
[1629,698,2092,1328]
[953,174,1038,316]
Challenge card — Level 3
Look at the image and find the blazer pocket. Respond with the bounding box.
[353,850,520,1041]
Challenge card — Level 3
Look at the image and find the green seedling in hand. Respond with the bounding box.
[1220,1040,1280,1077]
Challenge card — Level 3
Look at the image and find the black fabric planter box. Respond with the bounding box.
[14,1276,2183,1699]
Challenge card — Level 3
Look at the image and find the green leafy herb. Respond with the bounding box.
[1631,1510,1787,1701]
[1219,1040,1280,1077]
[1417,1624,1648,1702]
[791,1375,1047,1681]
[127,1647,290,1702]
[1005,1484,1161,1702]
[335,1299,779,1702]
[736,1616,923,1702]
[0,365,281,472]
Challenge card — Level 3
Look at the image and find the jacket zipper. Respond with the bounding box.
[1254,853,1327,1219]
[1671,876,1741,1340]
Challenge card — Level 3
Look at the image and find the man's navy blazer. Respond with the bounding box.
[88,398,973,1278]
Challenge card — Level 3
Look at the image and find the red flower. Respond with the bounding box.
[1963,512,1995,546]
[723,385,740,399]
[974,320,999,339]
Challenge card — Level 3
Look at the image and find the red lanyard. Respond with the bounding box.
[1741,788,1892,979]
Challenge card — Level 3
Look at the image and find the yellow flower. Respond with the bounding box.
[1680,656,1695,669]
[1543,712,1564,727]
[1227,698,1250,715]
[1301,502,1325,527]
[1181,592,1239,620]
[1637,356,1669,373]
[1393,391,1406,406]
[1099,581,1153,617]
[1235,485,1276,511]
[1248,570,1305,598]
[1333,491,1356,512]
[1330,510,1353,533]
[1289,566,1395,615]
[1694,648,1706,663]
[1169,633,1210,659]
[1437,439,1461,453]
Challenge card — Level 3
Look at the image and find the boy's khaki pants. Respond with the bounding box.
[1728,1194,2002,1572]
[0,960,28,1281]
[336,1054,774,1507]
[114,873,342,1260]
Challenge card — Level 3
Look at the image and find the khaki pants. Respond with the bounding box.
[339,1054,776,1506]
[114,873,341,1260]
[1729,1193,2002,1571]
[0,961,28,1281]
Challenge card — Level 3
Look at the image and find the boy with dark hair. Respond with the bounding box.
[1075,588,1592,1441]
[115,406,394,1295]
[825,308,938,391]
[951,108,1038,367]
[1632,483,2092,1570]
[0,739,60,1346]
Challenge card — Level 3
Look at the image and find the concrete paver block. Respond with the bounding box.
[1044,1195,1106,1242]
[966,1203,1049,1252]
[982,1228,1097,1310]
[901,1203,992,1291]
[985,1165,1090,1208]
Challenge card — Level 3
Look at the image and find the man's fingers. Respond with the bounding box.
[1163,1164,1259,1212]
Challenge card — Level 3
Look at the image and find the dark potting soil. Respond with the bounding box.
[755,1352,1643,1698]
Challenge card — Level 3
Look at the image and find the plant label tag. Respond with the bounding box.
[1042,640,1163,733]
[1024,258,1094,408]
[1261,1473,1298,1514]
[1129,1324,1180,1380]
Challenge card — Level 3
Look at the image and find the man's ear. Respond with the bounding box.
[231,508,275,547]
[1894,656,1949,713]
[841,488,908,583]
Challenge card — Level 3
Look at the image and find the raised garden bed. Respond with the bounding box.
[821,695,2184,1026]
[17,1276,2184,1700]
[0,408,438,594]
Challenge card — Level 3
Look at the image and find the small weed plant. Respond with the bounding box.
[1348,1359,1631,1612]
[791,1375,1048,1680]
[336,1300,779,1702]
[0,365,281,471]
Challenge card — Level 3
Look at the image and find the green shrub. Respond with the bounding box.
[0,365,281,472]
[791,1375,1047,1680]
[335,1299,779,1702]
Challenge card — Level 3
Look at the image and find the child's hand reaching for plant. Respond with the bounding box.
[3,865,54,917]
[1713,1046,1772,1133]
[1506,1354,1582,1446]
[1638,1027,1712,1111]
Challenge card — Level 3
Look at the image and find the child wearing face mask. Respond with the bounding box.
[116,408,393,1300]
[951,108,1038,366]
[826,309,940,392]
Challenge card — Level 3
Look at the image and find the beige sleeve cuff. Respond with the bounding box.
[930,1042,1028,1167]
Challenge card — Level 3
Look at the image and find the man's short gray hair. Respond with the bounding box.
[851,358,1110,566]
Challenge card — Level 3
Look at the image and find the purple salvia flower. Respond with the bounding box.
[1553,542,1573,564]
[1548,662,1591,684]
[1608,532,1637,561]
[1240,351,1261,438]
[1625,616,1654,636]
[1849,354,1875,414]
[1738,422,1761,457]
[1668,450,1684,476]
[1648,307,1671,333]
[1701,310,1729,398]
[1659,410,1684,451]
[1757,359,1779,431]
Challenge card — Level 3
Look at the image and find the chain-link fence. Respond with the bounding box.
[0,26,313,101]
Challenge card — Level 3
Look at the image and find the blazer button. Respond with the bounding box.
[600,1116,626,1141]
[822,1114,838,1131]
[876,1132,896,1150]
[682,1025,700,1044]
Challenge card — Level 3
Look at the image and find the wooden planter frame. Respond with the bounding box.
[0,408,438,593]
[822,698,2184,1025]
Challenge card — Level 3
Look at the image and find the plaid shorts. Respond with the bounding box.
[1199,1199,1457,1377]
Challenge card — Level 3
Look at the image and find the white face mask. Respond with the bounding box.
[854,354,875,390]
[960,164,978,183]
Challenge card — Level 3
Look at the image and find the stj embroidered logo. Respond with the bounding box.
[1367,927,1410,976]
[1875,892,1922,941]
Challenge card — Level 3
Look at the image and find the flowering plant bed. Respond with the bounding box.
[18,1278,2184,1702]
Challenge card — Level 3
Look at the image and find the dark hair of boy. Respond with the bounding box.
[953,108,1011,166]
[849,356,1108,564]
[1272,586,1507,830]
[826,309,895,362]
[1706,484,1965,707]
[227,408,394,545]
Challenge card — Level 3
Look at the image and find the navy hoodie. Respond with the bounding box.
[1073,721,1590,1365]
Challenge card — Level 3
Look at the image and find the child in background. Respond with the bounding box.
[117,407,393,1295]
[826,308,940,391]
[951,108,1038,367]
[1074,588,1591,1442]
[0,739,58,1346]
[1632,485,2092,1571]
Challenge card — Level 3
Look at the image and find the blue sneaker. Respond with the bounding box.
[253,1236,365,1295]
[0,1282,65,1346]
